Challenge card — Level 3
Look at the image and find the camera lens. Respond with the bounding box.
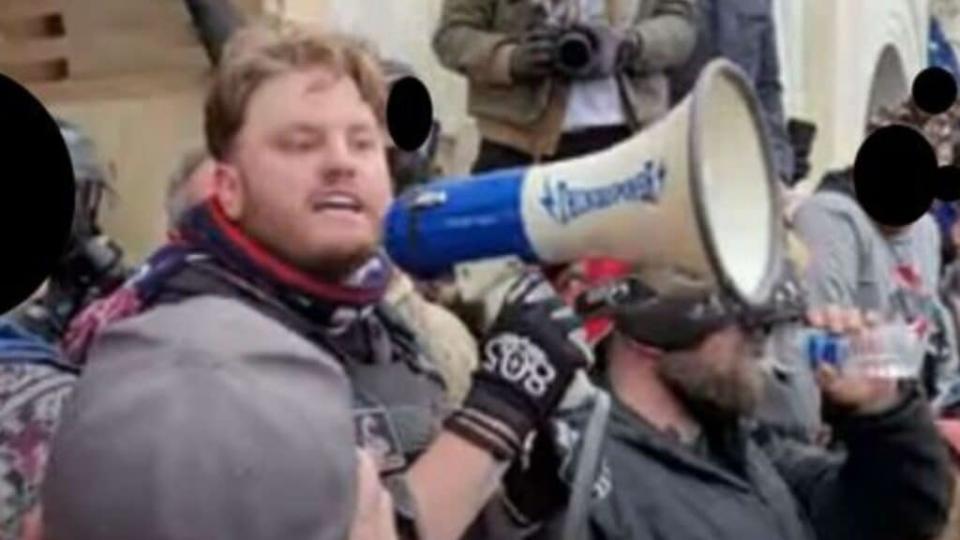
[557,31,593,74]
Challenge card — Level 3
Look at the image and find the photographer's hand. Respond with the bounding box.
[509,26,561,83]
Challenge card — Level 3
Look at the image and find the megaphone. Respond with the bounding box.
[385,59,784,311]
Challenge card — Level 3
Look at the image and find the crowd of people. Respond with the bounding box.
[2,0,960,539]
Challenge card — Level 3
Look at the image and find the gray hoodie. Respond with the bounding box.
[794,191,941,312]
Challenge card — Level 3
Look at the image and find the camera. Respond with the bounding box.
[556,28,596,77]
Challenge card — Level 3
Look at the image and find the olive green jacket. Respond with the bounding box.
[433,0,697,159]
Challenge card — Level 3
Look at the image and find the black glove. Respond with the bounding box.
[509,26,561,83]
[445,269,592,461]
[562,23,639,79]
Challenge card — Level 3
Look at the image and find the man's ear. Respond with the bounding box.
[213,160,244,220]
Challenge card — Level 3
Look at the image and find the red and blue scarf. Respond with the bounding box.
[63,199,393,365]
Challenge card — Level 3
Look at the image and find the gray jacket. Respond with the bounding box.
[669,0,793,181]
[538,383,955,540]
[43,296,360,540]
[41,266,524,540]
[794,192,942,311]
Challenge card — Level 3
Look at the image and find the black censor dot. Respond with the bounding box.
[853,67,960,227]
[386,76,434,152]
[853,125,936,227]
[936,166,960,202]
[0,74,75,314]
[912,66,958,114]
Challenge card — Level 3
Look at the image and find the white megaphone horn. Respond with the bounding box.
[385,58,785,315]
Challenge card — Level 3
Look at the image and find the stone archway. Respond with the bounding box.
[864,44,911,132]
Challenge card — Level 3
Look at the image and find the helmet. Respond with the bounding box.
[9,120,126,343]
[56,118,111,239]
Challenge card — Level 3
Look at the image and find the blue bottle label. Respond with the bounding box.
[807,333,846,368]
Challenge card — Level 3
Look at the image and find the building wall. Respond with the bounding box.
[31,0,260,263]
[51,90,206,263]
[776,0,928,190]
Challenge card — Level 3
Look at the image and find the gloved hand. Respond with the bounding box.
[445,269,592,461]
[509,26,561,83]
[563,23,640,79]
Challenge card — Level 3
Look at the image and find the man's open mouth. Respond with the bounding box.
[310,193,363,213]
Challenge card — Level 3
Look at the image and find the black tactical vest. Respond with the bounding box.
[153,258,451,471]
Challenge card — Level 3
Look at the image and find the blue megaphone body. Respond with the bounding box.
[384,161,666,279]
[384,59,784,308]
[384,167,537,278]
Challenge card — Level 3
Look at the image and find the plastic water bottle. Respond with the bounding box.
[795,320,925,379]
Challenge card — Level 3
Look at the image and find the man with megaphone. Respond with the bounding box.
[41,22,597,540]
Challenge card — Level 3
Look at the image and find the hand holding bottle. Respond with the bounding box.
[801,306,912,415]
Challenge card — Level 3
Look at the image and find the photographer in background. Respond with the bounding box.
[433,0,697,172]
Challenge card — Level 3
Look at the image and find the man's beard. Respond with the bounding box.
[237,183,379,282]
[295,241,379,282]
[657,348,765,423]
[242,215,376,282]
